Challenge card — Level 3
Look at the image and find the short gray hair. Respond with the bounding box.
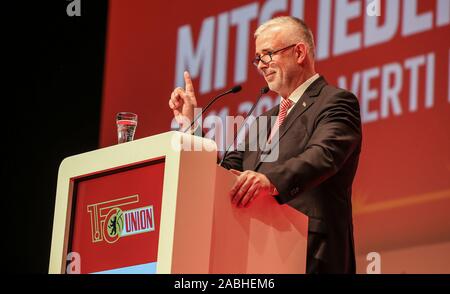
[254,16,315,57]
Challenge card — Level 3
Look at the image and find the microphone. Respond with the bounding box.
[219,86,270,166]
[183,85,242,133]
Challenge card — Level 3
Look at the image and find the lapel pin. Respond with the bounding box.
[302,101,306,107]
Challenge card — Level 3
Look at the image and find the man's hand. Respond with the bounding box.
[169,71,197,131]
[229,169,276,207]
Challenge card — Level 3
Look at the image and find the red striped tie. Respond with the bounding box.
[268,98,293,142]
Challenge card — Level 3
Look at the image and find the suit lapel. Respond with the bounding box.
[278,93,314,141]
[254,76,328,170]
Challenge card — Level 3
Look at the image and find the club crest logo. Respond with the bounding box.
[87,194,155,244]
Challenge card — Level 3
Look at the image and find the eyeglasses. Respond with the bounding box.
[252,44,296,67]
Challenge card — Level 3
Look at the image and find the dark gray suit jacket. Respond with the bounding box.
[221,76,362,273]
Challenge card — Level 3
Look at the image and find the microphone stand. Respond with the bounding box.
[219,86,269,166]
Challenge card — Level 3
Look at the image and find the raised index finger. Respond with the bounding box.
[184,71,195,95]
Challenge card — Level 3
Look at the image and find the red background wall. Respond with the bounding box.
[100,0,450,273]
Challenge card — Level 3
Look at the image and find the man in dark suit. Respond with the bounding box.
[169,16,362,273]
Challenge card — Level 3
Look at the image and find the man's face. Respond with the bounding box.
[255,27,299,97]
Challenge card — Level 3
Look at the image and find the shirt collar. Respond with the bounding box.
[281,73,320,104]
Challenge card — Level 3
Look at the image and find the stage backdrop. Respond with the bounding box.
[100,0,450,273]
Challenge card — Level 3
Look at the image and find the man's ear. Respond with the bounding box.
[295,43,307,65]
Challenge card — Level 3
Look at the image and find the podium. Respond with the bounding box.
[49,131,308,274]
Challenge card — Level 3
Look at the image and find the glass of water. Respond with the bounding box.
[116,112,138,144]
